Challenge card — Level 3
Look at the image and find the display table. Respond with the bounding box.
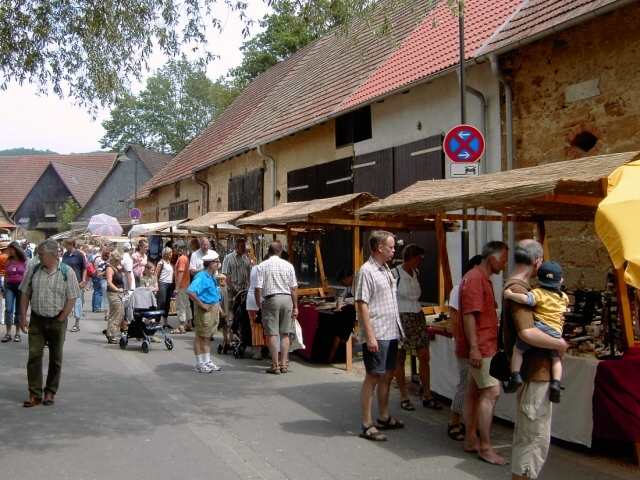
[428,333,599,447]
[296,303,355,363]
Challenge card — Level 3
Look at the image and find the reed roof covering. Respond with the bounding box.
[237,193,378,228]
[181,211,254,232]
[358,152,640,221]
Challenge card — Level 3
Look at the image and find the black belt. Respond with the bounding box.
[264,293,290,299]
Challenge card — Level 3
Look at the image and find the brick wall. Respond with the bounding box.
[502,4,640,289]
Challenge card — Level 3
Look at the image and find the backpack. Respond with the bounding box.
[86,261,97,278]
[26,262,70,296]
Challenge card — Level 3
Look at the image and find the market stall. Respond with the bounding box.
[357,151,640,453]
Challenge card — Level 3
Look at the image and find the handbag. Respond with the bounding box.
[290,319,306,352]
[86,262,96,278]
[489,310,510,382]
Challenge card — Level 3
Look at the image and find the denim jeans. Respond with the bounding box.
[4,283,21,326]
[92,277,106,311]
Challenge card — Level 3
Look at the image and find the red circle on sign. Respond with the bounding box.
[443,124,485,163]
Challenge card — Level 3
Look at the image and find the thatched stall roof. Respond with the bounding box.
[237,193,378,229]
[358,152,640,221]
[181,211,254,232]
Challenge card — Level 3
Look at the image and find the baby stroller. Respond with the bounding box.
[120,287,174,353]
[230,289,254,358]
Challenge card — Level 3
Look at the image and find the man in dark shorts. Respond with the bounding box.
[355,230,404,442]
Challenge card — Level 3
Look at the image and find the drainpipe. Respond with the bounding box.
[193,174,210,214]
[466,85,487,256]
[257,144,277,208]
[490,54,515,271]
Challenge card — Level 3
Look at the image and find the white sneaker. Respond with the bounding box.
[205,361,222,372]
[195,364,213,374]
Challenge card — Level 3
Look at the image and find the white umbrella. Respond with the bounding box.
[87,214,123,237]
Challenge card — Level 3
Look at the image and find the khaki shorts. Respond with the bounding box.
[194,305,219,338]
[175,289,192,323]
[468,356,500,389]
[262,294,294,336]
[512,382,552,479]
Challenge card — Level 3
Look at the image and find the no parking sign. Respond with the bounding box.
[443,124,485,163]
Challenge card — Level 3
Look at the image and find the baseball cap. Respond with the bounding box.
[202,251,220,263]
[537,261,563,289]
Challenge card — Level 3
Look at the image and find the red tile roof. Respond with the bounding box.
[0,153,117,213]
[478,0,623,56]
[342,0,523,109]
[139,0,523,197]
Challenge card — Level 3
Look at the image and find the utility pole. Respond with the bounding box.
[458,0,469,269]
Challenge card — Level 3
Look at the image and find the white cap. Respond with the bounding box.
[202,251,219,262]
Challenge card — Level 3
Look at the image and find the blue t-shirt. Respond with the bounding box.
[187,270,221,305]
[62,250,86,282]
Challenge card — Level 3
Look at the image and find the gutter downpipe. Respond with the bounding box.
[193,174,210,214]
[490,54,515,272]
[257,144,277,208]
[466,85,487,256]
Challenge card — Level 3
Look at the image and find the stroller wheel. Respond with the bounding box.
[217,344,223,355]
[119,336,128,350]
[165,338,174,351]
[141,341,150,354]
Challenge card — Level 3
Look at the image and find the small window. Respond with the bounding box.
[174,182,181,199]
[571,131,598,152]
[169,200,188,220]
[335,106,372,147]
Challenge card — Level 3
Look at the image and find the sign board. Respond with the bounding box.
[450,163,479,178]
[443,124,485,163]
[129,208,142,220]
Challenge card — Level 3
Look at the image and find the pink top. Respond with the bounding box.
[132,252,148,278]
[5,259,26,285]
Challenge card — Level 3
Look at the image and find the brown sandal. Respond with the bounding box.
[23,396,42,408]
[280,361,290,374]
[266,363,281,375]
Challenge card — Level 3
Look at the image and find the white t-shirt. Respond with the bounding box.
[122,252,133,272]
[246,265,259,311]
[189,249,218,273]
[157,260,174,284]
[449,284,460,311]
[394,266,422,313]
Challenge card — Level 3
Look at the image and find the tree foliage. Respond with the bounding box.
[57,197,81,232]
[0,148,57,156]
[100,58,237,154]
[229,0,359,88]
[0,0,239,107]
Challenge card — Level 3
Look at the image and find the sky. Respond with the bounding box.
[0,2,270,155]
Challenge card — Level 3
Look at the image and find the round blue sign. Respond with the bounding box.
[129,208,142,220]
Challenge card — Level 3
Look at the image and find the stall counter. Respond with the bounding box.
[428,333,599,447]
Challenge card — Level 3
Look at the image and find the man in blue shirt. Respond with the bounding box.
[187,252,223,373]
[61,239,87,333]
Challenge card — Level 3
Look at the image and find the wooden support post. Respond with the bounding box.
[315,240,328,291]
[435,216,453,306]
[615,267,635,350]
[345,225,363,373]
[536,220,550,260]
[286,229,296,266]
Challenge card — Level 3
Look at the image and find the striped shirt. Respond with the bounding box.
[222,252,251,291]
[256,256,297,297]
[355,257,402,341]
[19,262,81,317]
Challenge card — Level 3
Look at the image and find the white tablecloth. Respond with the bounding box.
[429,334,599,447]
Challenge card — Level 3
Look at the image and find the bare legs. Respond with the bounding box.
[361,370,394,427]
[464,380,505,464]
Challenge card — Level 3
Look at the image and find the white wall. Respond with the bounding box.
[355,62,504,289]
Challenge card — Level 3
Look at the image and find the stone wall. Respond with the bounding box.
[502,3,640,289]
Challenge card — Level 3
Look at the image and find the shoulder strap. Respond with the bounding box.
[393,266,401,287]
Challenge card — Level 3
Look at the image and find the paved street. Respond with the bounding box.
[1,308,637,480]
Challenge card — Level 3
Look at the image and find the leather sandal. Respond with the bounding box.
[376,416,405,430]
[359,424,387,441]
[43,394,55,406]
[280,361,290,374]
[23,396,42,408]
[265,363,281,375]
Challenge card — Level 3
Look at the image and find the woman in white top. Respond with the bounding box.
[247,261,267,356]
[393,244,442,411]
[155,247,175,326]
